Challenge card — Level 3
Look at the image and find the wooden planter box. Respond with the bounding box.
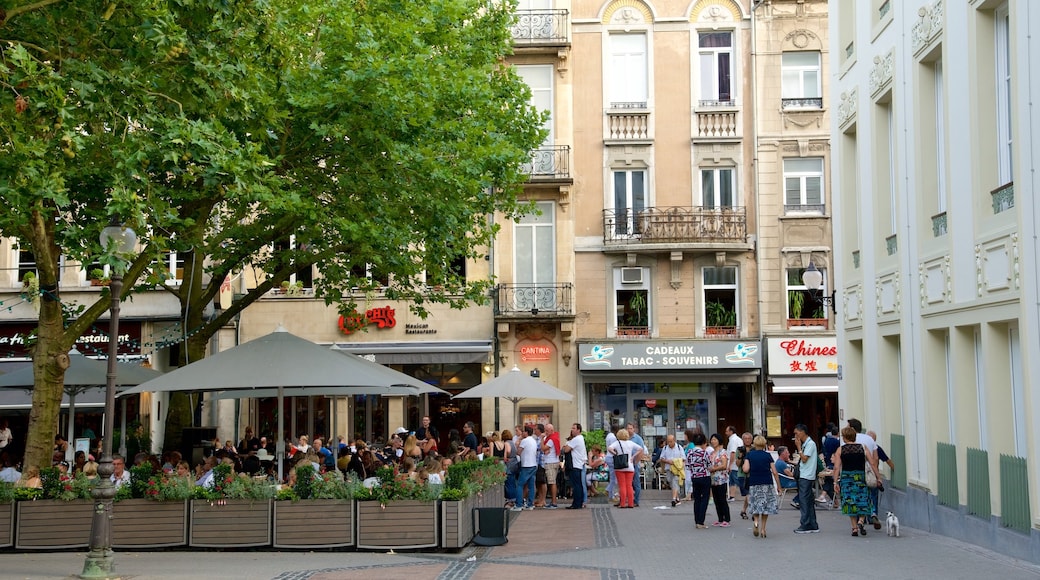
[273,499,354,549]
[0,502,12,548]
[441,484,505,549]
[113,499,188,548]
[16,499,93,549]
[189,499,272,548]
[356,500,438,550]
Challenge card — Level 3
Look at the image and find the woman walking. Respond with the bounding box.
[608,428,641,508]
[832,426,882,536]
[708,433,731,526]
[742,435,780,538]
[685,432,713,528]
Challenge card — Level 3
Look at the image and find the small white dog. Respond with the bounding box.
[886,511,900,537]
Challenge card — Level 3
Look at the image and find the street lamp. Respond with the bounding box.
[81,223,136,579]
[801,261,836,314]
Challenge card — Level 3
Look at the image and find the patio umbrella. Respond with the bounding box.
[119,326,442,476]
[0,349,163,460]
[451,366,573,425]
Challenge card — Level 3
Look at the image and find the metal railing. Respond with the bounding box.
[886,234,898,256]
[936,442,959,508]
[784,203,826,215]
[999,454,1031,533]
[511,10,569,44]
[782,97,824,109]
[522,145,570,180]
[494,283,573,316]
[991,182,1014,214]
[603,206,747,244]
[966,447,991,519]
[889,434,906,489]
[931,211,948,237]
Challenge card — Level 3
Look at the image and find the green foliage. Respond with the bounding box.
[444,457,506,498]
[196,463,274,501]
[292,464,316,499]
[438,488,467,501]
[145,475,194,502]
[706,300,736,326]
[788,290,805,319]
[275,486,298,502]
[56,473,95,501]
[39,466,63,499]
[359,465,438,503]
[584,430,607,454]
[130,463,155,499]
[0,483,15,503]
[13,487,42,501]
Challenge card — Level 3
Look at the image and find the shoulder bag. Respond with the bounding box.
[613,441,630,470]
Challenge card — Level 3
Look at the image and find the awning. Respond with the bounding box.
[769,376,838,394]
[0,388,114,410]
[331,341,492,365]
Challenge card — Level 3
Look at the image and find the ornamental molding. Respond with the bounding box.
[783,29,822,51]
[912,0,944,57]
[869,50,895,99]
[838,87,858,130]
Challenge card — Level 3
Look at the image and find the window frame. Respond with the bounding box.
[994,3,1012,185]
[613,266,650,336]
[699,167,736,209]
[783,157,825,214]
[608,32,648,108]
[786,267,829,324]
[781,51,823,108]
[702,266,738,332]
[697,31,733,106]
[611,168,647,237]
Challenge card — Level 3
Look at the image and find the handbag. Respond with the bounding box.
[612,442,630,470]
[865,467,879,488]
[507,455,520,475]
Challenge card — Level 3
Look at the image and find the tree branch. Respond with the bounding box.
[0,39,57,60]
[2,0,64,26]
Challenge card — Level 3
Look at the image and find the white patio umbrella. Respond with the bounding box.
[119,326,441,476]
[451,366,573,425]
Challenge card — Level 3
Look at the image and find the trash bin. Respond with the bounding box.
[472,507,510,546]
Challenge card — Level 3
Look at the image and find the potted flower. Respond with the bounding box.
[189,463,274,548]
[355,465,441,550]
[112,464,190,548]
[273,464,359,548]
[705,300,737,337]
[89,268,110,286]
[440,458,507,549]
[15,467,94,549]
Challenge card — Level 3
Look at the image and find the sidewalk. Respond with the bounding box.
[1,490,1037,579]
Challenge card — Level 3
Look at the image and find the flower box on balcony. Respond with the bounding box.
[787,318,829,330]
[616,327,650,338]
[704,326,738,338]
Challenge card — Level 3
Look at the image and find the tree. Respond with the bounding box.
[0,0,544,471]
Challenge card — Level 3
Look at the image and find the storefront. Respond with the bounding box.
[577,340,761,451]
[765,337,838,445]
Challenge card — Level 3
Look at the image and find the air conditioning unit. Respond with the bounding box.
[620,267,643,284]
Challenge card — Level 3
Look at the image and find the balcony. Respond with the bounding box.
[522,145,570,181]
[693,103,739,140]
[991,182,1014,214]
[616,326,651,338]
[511,10,569,46]
[606,104,649,142]
[603,206,748,246]
[781,97,824,110]
[494,283,574,318]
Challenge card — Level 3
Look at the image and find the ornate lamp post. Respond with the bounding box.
[81,223,136,579]
[801,261,836,314]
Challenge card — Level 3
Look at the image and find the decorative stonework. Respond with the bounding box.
[783,29,822,51]
[875,271,900,317]
[603,0,652,25]
[838,87,858,129]
[690,0,742,24]
[843,284,862,322]
[974,234,1019,296]
[912,0,944,57]
[919,256,951,307]
[869,50,894,99]
[781,110,824,129]
[516,322,557,341]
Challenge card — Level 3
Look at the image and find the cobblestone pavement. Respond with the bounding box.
[2,491,1038,579]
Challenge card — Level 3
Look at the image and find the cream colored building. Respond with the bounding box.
[831,0,1040,558]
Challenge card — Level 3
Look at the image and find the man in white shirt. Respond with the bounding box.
[511,425,539,511]
[110,454,131,488]
[657,434,685,506]
[562,423,587,509]
[725,426,742,501]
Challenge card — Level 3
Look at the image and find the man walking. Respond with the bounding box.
[725,426,741,501]
[541,423,561,509]
[511,425,538,511]
[562,423,587,509]
[792,424,820,533]
[657,434,685,506]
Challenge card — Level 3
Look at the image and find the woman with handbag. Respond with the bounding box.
[832,426,882,536]
[608,428,641,508]
[685,432,714,528]
[742,435,781,538]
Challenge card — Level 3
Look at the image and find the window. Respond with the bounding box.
[783,158,824,213]
[700,168,735,208]
[349,263,389,289]
[149,250,187,285]
[17,248,36,282]
[516,65,554,146]
[787,267,828,323]
[609,34,648,107]
[614,267,649,336]
[612,169,646,236]
[272,236,313,288]
[995,4,1012,184]
[698,32,732,105]
[425,248,466,287]
[514,201,556,310]
[703,267,737,334]
[781,51,822,108]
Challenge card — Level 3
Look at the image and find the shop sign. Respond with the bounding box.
[0,322,142,358]
[337,306,396,335]
[577,340,760,371]
[767,337,838,375]
[519,344,552,362]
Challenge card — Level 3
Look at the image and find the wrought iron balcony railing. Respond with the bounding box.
[522,145,570,180]
[991,182,1014,214]
[494,283,573,316]
[511,10,569,44]
[782,97,824,110]
[603,206,747,244]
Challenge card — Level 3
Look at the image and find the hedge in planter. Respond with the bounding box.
[355,466,440,550]
[441,458,507,549]
[273,465,358,548]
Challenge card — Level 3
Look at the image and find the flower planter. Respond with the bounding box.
[441,484,504,549]
[16,499,93,549]
[0,502,12,548]
[113,499,188,548]
[356,500,438,550]
[189,499,272,548]
[273,499,354,548]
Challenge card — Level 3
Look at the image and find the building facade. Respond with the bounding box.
[831,0,1040,559]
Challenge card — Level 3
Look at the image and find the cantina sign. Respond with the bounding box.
[338,306,396,335]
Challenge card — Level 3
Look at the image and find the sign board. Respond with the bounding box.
[578,340,761,371]
[767,337,838,375]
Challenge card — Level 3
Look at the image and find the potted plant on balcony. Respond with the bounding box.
[355,465,441,550]
[705,300,737,337]
[272,464,358,548]
[787,291,828,329]
[89,268,110,286]
[619,292,649,336]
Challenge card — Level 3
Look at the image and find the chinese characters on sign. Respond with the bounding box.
[337,306,396,335]
[766,338,838,375]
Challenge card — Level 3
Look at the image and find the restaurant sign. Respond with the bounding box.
[0,322,143,358]
[766,337,838,375]
[337,306,396,335]
[578,340,761,371]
